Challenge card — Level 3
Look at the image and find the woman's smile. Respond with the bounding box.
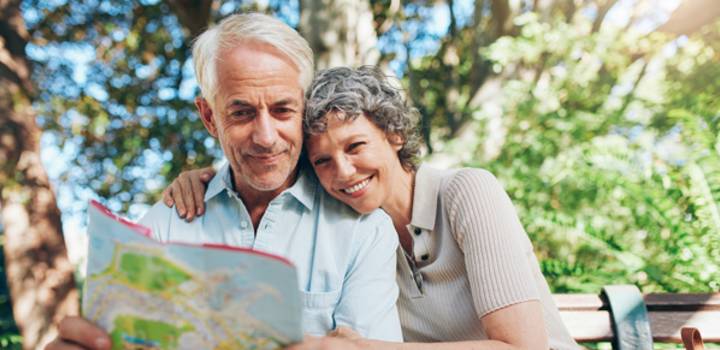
[340,175,374,197]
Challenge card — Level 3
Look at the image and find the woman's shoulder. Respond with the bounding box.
[417,164,498,189]
[440,166,505,201]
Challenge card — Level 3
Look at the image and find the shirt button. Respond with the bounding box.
[240,221,248,229]
[414,228,422,236]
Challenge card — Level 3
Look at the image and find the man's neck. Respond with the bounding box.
[230,167,299,231]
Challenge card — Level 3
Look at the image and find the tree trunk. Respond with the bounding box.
[167,0,214,39]
[299,0,379,69]
[490,0,512,40]
[0,1,79,349]
[468,0,491,98]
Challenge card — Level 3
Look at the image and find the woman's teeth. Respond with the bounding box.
[343,177,371,194]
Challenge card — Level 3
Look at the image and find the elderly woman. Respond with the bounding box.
[165,66,579,350]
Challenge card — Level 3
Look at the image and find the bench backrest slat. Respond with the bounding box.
[553,293,720,343]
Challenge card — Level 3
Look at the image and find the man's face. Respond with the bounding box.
[197,42,304,196]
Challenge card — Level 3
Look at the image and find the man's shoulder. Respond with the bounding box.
[314,191,396,244]
[138,200,198,241]
[314,189,357,217]
[136,201,169,240]
[138,201,174,225]
[315,189,392,226]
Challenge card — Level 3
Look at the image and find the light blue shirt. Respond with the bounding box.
[139,163,402,341]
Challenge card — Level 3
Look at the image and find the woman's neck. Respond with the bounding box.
[381,166,415,252]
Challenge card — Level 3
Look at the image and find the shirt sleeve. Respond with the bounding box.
[333,210,403,341]
[444,168,540,318]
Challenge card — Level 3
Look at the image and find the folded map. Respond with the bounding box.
[83,200,302,350]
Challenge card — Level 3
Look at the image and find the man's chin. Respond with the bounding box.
[246,172,294,192]
[249,181,287,192]
[231,162,297,193]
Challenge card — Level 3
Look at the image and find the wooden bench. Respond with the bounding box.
[554,285,719,349]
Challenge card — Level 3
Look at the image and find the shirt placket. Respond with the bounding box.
[398,248,424,298]
[407,225,433,266]
[253,198,282,251]
[226,190,255,247]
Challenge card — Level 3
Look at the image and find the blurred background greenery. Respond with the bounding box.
[0,0,718,349]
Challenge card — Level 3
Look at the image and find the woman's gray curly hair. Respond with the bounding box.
[304,66,421,171]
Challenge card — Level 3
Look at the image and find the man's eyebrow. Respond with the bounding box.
[272,98,301,106]
[226,100,253,109]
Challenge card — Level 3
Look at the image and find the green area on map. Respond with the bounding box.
[108,252,192,292]
[109,315,194,350]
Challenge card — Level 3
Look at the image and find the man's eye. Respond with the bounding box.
[231,110,254,118]
[273,107,295,117]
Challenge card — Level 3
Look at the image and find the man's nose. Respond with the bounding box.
[251,110,278,148]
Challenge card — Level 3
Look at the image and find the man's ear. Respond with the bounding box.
[387,133,405,151]
[195,97,218,137]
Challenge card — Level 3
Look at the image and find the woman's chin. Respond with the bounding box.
[343,199,379,215]
[329,189,381,214]
[351,205,377,215]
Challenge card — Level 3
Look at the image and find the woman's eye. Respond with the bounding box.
[313,158,329,166]
[348,142,366,152]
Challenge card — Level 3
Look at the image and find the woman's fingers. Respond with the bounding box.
[181,172,199,221]
[200,167,215,183]
[190,171,206,217]
[162,166,216,219]
[162,185,174,207]
[172,173,189,219]
[195,167,215,216]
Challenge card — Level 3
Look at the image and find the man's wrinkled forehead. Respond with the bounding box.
[216,39,303,83]
[212,42,304,105]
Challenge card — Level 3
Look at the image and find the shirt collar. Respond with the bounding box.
[284,163,316,210]
[204,163,232,202]
[409,163,446,231]
[204,162,316,211]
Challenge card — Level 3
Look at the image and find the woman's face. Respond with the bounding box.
[306,113,403,214]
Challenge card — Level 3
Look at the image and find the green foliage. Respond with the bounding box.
[24,0,229,215]
[435,15,720,293]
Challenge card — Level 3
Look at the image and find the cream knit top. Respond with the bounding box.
[396,165,579,349]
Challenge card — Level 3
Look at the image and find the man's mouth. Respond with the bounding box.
[248,152,285,162]
[341,176,372,195]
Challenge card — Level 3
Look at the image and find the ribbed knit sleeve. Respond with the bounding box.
[444,168,540,317]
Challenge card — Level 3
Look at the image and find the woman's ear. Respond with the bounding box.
[387,133,405,151]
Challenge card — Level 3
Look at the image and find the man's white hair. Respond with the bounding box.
[192,13,314,107]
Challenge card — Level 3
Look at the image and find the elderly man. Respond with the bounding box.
[47,13,401,350]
